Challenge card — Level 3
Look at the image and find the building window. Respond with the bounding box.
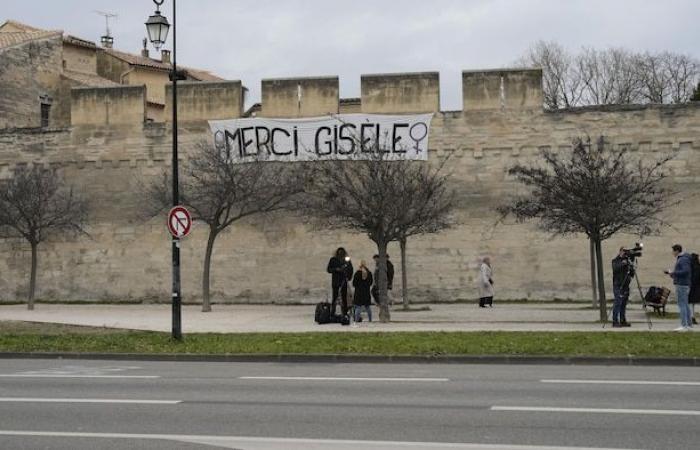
[40,103,51,128]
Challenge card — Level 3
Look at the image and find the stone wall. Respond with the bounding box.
[0,33,63,129]
[1,70,699,304]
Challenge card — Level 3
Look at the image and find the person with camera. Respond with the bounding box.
[327,247,354,318]
[611,247,632,327]
[665,244,693,331]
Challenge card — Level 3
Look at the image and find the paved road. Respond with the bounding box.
[0,359,698,449]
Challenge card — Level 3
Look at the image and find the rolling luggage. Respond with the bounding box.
[315,302,332,324]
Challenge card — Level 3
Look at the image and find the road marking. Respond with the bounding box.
[541,379,700,386]
[491,406,700,416]
[0,430,641,449]
[0,398,180,405]
[239,376,449,382]
[0,375,159,379]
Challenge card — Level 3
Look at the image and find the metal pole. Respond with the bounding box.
[170,0,182,340]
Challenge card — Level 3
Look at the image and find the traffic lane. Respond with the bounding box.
[2,359,700,383]
[0,395,697,449]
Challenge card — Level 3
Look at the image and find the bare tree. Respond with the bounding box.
[302,150,455,322]
[394,159,456,310]
[499,137,676,321]
[145,142,306,312]
[518,42,700,108]
[0,165,89,309]
[517,40,583,109]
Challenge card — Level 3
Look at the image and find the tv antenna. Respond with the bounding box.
[94,11,118,47]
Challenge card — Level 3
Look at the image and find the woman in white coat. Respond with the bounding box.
[478,256,494,307]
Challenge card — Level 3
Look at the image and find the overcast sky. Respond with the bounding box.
[3,0,699,110]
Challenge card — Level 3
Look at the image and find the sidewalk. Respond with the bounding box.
[0,302,685,332]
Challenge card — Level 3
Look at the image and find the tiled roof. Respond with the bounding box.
[102,48,224,81]
[63,34,96,49]
[0,20,44,33]
[0,30,61,51]
[62,70,119,87]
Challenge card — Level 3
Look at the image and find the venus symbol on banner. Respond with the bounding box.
[167,206,192,238]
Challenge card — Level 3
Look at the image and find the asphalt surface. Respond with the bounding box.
[0,359,698,449]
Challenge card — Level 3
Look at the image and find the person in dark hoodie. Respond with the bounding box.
[688,253,700,325]
[611,247,632,327]
[327,247,353,317]
[665,244,693,331]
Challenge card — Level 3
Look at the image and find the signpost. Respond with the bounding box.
[167,206,192,238]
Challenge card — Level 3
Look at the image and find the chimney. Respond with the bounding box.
[141,38,149,57]
[161,49,171,64]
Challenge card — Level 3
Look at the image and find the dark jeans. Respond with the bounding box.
[613,286,628,323]
[332,283,348,316]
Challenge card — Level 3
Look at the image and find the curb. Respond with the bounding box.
[0,352,698,366]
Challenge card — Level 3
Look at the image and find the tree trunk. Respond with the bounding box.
[28,241,38,311]
[376,240,391,322]
[594,238,607,321]
[589,237,598,309]
[201,228,218,313]
[400,237,409,310]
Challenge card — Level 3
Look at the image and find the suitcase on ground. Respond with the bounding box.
[315,302,332,324]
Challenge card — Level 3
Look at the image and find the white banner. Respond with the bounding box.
[208,113,433,163]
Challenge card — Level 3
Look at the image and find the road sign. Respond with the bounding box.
[167,206,192,238]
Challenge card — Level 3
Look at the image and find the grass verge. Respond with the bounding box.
[1,321,698,358]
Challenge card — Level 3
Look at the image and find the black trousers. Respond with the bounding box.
[479,296,493,307]
[332,283,349,316]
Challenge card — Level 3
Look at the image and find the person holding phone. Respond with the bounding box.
[327,247,353,317]
[666,244,693,331]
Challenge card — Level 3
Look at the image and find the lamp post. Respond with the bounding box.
[146,0,182,340]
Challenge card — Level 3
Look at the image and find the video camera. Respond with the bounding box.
[621,242,643,260]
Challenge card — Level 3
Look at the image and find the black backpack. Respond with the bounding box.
[314,302,332,324]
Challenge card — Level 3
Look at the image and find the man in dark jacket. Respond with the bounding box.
[611,247,632,327]
[327,247,353,317]
[666,244,693,330]
[372,254,394,305]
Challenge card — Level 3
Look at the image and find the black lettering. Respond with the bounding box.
[360,123,374,153]
[224,129,239,158]
[240,127,255,157]
[315,126,332,155]
[338,124,356,154]
[270,127,291,155]
[376,123,388,153]
[293,127,299,156]
[255,126,271,155]
[392,123,409,153]
[333,125,339,154]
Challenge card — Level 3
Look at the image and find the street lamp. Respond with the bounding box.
[146,0,182,340]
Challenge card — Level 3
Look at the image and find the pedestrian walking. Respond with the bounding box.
[478,256,494,307]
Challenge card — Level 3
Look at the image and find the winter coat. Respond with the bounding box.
[352,270,373,306]
[671,253,692,286]
[689,254,700,304]
[373,260,395,290]
[478,263,494,298]
[327,256,353,287]
[612,256,631,290]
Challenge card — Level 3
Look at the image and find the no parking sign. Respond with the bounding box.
[167,206,192,238]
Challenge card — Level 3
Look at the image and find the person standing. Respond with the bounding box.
[666,244,693,331]
[371,254,394,306]
[689,253,700,325]
[352,260,373,323]
[327,247,353,317]
[478,256,494,307]
[611,248,632,327]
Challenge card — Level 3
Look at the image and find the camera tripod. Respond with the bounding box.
[603,260,653,330]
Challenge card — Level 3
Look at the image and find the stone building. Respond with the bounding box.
[1,20,699,304]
